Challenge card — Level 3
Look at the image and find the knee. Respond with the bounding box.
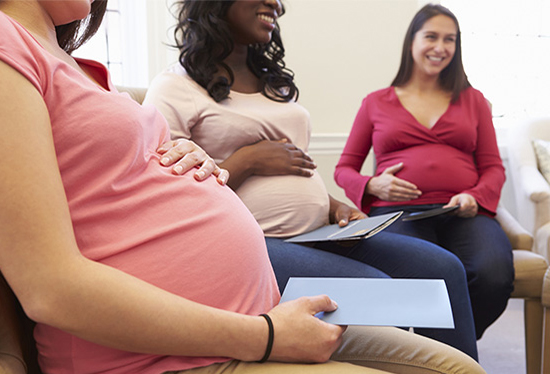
[468,258,514,298]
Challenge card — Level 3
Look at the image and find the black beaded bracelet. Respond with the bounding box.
[258,313,274,363]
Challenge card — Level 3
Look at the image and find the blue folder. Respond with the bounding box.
[280,277,454,328]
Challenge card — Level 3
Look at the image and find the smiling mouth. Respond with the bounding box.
[258,14,275,24]
[427,56,444,62]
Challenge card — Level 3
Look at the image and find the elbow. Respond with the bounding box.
[18,289,60,326]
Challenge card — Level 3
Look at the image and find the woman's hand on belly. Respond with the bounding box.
[366,162,422,202]
[245,139,316,177]
[221,139,317,190]
[445,193,478,218]
[157,138,229,185]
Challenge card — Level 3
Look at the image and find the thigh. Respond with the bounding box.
[438,215,514,279]
[369,205,440,243]
[167,359,390,374]
[320,230,465,280]
[333,326,484,374]
[265,238,389,291]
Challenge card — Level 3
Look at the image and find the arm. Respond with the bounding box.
[334,98,375,211]
[334,97,420,210]
[0,61,343,363]
[456,93,505,215]
[219,139,316,191]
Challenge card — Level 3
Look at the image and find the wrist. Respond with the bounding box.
[257,314,274,363]
[231,315,270,362]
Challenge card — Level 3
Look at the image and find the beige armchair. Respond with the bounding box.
[497,205,549,374]
[507,117,550,261]
[542,267,550,373]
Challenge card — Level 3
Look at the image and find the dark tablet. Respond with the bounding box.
[401,205,460,221]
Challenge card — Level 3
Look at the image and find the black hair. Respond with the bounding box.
[173,0,298,102]
[55,0,108,54]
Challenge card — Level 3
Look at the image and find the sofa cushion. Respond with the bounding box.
[533,138,550,184]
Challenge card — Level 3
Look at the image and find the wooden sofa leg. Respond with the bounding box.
[524,299,543,374]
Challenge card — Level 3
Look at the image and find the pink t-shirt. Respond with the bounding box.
[0,11,279,374]
[334,86,505,215]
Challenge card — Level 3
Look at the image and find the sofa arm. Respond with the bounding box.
[520,165,550,203]
[496,205,534,250]
[115,86,147,105]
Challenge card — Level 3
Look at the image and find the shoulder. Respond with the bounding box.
[458,86,492,111]
[363,87,394,104]
[145,64,207,108]
[0,12,48,94]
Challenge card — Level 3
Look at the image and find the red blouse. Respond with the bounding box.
[334,86,505,215]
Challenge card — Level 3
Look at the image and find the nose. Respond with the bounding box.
[264,0,283,16]
[433,39,445,53]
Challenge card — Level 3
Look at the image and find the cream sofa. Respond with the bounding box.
[508,117,550,262]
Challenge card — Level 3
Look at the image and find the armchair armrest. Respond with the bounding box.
[496,205,534,250]
[520,165,550,203]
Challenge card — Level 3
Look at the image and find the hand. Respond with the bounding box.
[445,193,478,218]
[329,196,366,227]
[157,139,229,185]
[266,295,346,363]
[366,162,421,202]
[245,139,316,177]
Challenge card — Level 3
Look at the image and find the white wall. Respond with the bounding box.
[278,0,422,135]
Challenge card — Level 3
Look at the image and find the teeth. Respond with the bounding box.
[258,14,274,23]
[427,56,443,61]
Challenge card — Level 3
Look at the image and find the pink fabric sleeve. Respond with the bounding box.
[334,97,374,212]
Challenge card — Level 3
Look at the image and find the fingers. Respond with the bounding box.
[212,167,230,186]
[451,194,478,218]
[307,294,339,314]
[157,139,228,183]
[158,139,203,168]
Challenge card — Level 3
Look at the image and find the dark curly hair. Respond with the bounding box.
[173,0,298,103]
[55,0,108,54]
[391,4,470,102]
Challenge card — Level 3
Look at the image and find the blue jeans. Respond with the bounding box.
[370,205,515,340]
[265,231,478,361]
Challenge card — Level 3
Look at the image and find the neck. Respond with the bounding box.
[405,70,442,93]
[224,43,249,72]
[0,1,59,49]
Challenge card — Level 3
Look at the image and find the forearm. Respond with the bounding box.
[219,146,256,190]
[20,256,267,361]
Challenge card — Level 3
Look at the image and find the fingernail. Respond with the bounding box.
[160,157,170,166]
[174,165,183,174]
[196,170,205,179]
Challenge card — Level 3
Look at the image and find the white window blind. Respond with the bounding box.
[441,0,550,130]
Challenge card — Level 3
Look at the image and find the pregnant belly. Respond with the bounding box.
[236,171,330,238]
[377,145,479,195]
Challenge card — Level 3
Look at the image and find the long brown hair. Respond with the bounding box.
[391,4,470,101]
[55,0,108,54]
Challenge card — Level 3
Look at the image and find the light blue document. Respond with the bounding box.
[279,278,454,328]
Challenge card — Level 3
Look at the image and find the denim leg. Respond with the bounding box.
[315,230,478,361]
[265,237,389,292]
[371,206,514,340]
[437,215,514,339]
